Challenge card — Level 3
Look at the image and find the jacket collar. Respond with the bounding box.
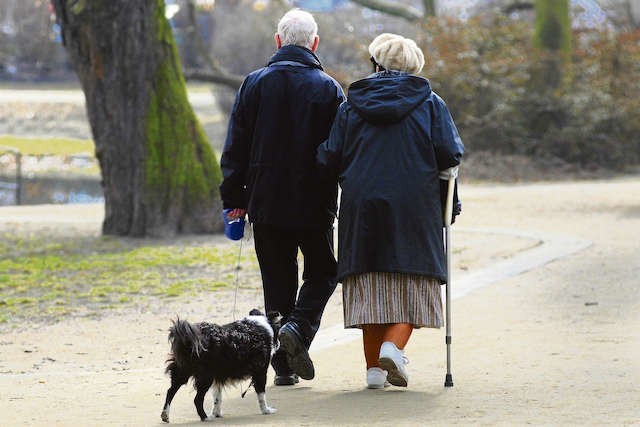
[268,45,323,71]
[367,70,412,79]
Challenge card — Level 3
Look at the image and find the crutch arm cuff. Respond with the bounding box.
[439,166,459,180]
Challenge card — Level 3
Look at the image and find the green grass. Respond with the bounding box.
[0,135,95,156]
[0,82,81,90]
[0,232,260,327]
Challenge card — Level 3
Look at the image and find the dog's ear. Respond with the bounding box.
[267,311,282,325]
[249,308,263,316]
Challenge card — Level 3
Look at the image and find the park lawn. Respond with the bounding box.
[0,232,260,326]
[0,135,95,156]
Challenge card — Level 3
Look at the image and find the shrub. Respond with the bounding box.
[417,16,640,170]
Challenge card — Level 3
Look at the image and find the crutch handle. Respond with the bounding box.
[442,167,458,227]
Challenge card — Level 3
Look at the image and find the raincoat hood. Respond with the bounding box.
[347,72,431,124]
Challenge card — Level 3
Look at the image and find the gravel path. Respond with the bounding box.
[1,178,639,425]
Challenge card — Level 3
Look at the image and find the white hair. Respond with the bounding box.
[277,9,318,49]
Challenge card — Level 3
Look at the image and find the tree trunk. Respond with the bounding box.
[526,0,572,138]
[534,0,571,54]
[423,0,437,18]
[530,0,571,92]
[628,0,640,29]
[51,0,223,237]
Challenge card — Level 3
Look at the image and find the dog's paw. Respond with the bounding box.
[161,410,169,423]
[261,406,277,415]
[207,411,223,419]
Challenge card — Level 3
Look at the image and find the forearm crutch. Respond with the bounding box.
[442,167,458,388]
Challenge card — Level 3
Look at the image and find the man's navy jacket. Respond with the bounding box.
[219,45,345,228]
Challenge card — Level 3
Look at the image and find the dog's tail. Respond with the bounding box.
[167,317,206,370]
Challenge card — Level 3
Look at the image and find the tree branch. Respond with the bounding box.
[502,0,534,15]
[349,0,423,22]
[184,0,244,90]
[183,69,244,89]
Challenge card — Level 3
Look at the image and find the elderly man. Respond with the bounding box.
[219,9,345,386]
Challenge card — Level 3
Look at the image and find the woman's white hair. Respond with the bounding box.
[277,9,318,49]
[368,33,425,74]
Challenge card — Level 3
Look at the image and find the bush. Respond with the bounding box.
[417,16,640,170]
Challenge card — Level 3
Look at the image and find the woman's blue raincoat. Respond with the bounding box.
[317,71,464,282]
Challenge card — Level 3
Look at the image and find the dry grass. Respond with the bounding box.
[0,135,94,156]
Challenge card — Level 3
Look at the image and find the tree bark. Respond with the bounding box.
[51,0,223,237]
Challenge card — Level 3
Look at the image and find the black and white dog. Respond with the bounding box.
[161,309,282,422]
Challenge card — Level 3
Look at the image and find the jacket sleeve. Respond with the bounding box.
[316,101,348,219]
[439,179,462,224]
[335,84,347,115]
[431,94,465,171]
[317,101,348,182]
[219,79,253,210]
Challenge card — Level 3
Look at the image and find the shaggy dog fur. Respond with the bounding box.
[161,309,281,422]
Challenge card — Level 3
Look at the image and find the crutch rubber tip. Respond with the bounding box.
[444,374,454,387]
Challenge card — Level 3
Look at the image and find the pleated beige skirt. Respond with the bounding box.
[342,272,443,329]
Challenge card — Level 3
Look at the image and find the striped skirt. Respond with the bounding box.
[342,272,443,329]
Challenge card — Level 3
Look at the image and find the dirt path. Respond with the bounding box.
[1,178,639,426]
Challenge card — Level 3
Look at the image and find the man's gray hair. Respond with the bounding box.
[277,9,318,49]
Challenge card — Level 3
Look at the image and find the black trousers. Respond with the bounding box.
[253,223,337,348]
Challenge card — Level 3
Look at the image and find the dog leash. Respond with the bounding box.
[231,223,252,321]
[240,379,254,398]
[230,224,256,398]
[231,238,243,322]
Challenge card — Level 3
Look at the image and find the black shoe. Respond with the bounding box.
[278,322,314,380]
[274,373,299,386]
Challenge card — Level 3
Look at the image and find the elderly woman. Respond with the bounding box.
[317,34,464,388]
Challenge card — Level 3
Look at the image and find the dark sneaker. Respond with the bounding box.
[278,322,315,380]
[271,349,298,385]
[274,374,299,386]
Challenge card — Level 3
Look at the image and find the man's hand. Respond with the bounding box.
[226,208,246,220]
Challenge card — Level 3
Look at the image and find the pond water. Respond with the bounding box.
[0,175,103,206]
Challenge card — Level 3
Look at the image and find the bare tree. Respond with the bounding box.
[347,0,440,20]
[610,0,640,29]
[349,0,424,21]
[181,0,244,89]
[51,0,223,237]
[183,0,437,91]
